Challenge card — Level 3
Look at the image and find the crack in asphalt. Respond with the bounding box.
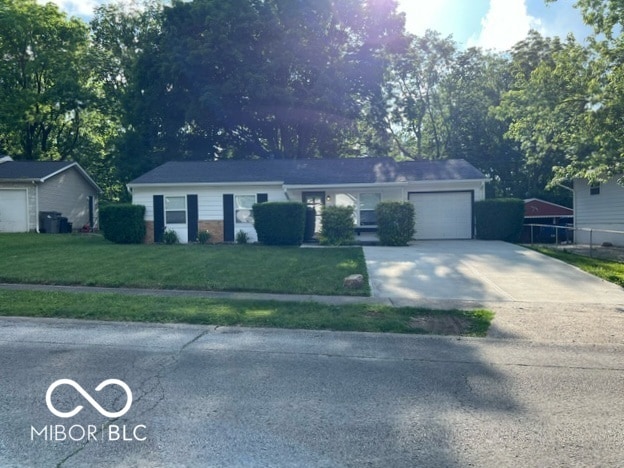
[57,330,209,466]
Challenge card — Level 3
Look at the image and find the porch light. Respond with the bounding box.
[326,195,332,202]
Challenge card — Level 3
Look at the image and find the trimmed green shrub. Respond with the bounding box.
[100,204,146,244]
[474,198,524,242]
[197,230,212,244]
[320,206,355,245]
[375,202,415,246]
[236,230,249,244]
[163,228,179,245]
[253,202,306,245]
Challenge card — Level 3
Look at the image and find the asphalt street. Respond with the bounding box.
[1,317,624,467]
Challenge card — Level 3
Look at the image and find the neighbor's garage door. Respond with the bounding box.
[408,191,473,240]
[0,189,28,232]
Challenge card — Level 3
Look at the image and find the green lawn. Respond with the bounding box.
[0,233,369,296]
[0,289,494,336]
[0,233,495,336]
[532,246,624,288]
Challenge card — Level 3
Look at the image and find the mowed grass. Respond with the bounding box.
[0,233,369,296]
[0,289,494,336]
[533,246,624,288]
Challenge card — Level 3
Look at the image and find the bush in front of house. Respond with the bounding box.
[320,206,355,245]
[197,230,212,244]
[163,228,179,244]
[474,198,524,242]
[236,229,249,244]
[253,202,306,245]
[100,204,146,244]
[375,201,415,246]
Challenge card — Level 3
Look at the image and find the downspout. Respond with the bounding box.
[557,182,575,240]
[282,186,291,201]
[33,181,40,233]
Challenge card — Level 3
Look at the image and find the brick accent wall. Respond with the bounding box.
[144,220,224,243]
[199,220,224,243]
[144,221,154,244]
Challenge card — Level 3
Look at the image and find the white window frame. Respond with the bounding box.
[358,193,381,226]
[235,195,256,224]
[165,196,186,224]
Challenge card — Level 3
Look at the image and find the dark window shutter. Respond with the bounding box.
[187,194,198,242]
[257,193,268,203]
[153,195,164,243]
[223,194,234,242]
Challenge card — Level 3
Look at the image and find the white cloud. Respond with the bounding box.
[397,0,455,37]
[38,0,99,17]
[469,0,543,51]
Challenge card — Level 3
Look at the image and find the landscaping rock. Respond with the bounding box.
[343,274,364,289]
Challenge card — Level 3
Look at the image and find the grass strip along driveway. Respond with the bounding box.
[532,246,624,288]
[0,234,494,336]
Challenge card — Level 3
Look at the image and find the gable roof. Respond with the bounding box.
[524,198,573,218]
[0,158,101,192]
[128,158,487,186]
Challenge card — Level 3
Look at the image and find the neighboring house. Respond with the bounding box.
[128,158,488,244]
[0,156,100,233]
[521,198,574,243]
[573,177,624,245]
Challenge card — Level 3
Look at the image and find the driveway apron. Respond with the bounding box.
[363,240,624,305]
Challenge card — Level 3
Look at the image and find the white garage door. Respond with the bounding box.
[409,191,473,240]
[0,189,28,232]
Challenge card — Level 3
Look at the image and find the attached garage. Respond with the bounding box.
[0,189,28,232]
[409,191,474,240]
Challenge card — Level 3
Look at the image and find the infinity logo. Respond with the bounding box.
[46,379,133,419]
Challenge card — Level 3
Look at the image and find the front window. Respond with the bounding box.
[359,193,381,226]
[165,196,186,224]
[235,195,255,224]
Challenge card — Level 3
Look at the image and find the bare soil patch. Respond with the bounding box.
[409,315,471,335]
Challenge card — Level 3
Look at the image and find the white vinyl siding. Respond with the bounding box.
[575,177,624,245]
[132,185,285,222]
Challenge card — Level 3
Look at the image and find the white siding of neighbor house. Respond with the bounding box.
[574,177,624,245]
[38,167,99,230]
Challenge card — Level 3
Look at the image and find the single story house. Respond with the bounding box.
[0,156,100,233]
[128,158,488,244]
[573,177,624,245]
[521,198,574,243]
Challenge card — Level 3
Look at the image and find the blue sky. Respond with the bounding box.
[397,0,592,50]
[44,0,592,51]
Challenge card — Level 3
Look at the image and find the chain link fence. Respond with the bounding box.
[524,223,624,260]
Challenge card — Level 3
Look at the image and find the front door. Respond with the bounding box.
[302,191,325,234]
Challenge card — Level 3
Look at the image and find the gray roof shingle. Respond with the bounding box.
[129,158,486,186]
[0,159,101,191]
[0,160,75,180]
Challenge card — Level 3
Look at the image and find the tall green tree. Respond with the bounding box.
[117,0,405,177]
[0,0,93,161]
[387,30,456,159]
[495,30,603,195]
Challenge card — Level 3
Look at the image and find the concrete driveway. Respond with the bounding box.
[364,241,624,305]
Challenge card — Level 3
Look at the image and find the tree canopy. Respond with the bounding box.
[1,0,622,202]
